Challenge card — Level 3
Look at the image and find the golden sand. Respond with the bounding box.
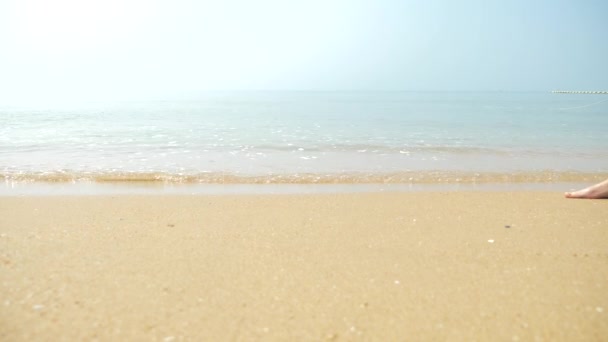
[1,193,607,340]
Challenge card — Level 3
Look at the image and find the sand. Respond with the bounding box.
[1,192,607,341]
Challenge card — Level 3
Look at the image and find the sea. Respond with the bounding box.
[1,91,607,193]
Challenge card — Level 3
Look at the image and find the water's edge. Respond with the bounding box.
[2,170,606,184]
[1,174,603,196]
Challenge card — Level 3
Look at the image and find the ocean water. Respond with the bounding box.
[1,91,607,184]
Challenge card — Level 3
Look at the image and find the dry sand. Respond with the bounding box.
[1,192,607,341]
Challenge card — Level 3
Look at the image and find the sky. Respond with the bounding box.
[0,0,607,102]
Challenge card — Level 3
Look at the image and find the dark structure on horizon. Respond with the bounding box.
[552,90,608,94]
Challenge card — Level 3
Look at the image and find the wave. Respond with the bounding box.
[2,170,606,185]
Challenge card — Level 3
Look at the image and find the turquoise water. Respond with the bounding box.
[1,91,607,183]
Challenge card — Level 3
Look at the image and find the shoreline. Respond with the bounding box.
[0,180,601,196]
[2,170,607,185]
[1,192,607,340]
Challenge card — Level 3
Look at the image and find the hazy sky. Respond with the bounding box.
[1,0,607,102]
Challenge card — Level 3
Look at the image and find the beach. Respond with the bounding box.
[3,0,607,338]
[1,192,607,340]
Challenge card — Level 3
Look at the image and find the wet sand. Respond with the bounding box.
[1,192,607,340]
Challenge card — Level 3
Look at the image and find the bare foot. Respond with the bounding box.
[565,179,608,199]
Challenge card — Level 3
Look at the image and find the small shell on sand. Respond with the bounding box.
[488,239,495,243]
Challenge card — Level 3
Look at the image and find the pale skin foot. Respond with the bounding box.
[565,179,608,199]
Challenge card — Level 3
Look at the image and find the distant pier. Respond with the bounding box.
[552,90,608,94]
